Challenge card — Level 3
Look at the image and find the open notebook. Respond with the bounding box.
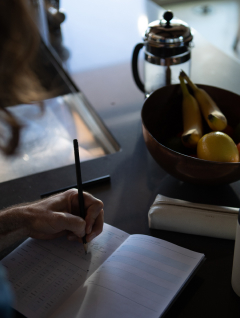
[1,223,205,318]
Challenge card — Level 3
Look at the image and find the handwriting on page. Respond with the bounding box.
[81,235,203,318]
[5,242,85,314]
[1,224,129,318]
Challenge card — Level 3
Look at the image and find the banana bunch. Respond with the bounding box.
[180,70,227,131]
[179,75,203,148]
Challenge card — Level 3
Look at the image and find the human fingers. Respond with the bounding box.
[69,191,104,233]
[82,193,104,234]
[63,190,103,239]
[66,208,104,242]
[86,209,104,242]
[67,232,83,242]
[50,212,86,238]
[70,191,103,213]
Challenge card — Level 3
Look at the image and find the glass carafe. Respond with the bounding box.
[132,11,193,95]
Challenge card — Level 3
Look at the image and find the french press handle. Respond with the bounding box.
[131,43,145,93]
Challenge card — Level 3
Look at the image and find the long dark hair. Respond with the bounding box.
[0,0,46,154]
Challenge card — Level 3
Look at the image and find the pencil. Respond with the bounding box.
[73,139,88,254]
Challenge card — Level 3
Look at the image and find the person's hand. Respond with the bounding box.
[24,189,104,243]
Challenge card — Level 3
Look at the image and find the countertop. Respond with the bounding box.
[1,0,240,317]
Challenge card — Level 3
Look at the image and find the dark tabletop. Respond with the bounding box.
[2,1,240,317]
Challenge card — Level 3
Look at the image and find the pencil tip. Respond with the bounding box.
[84,243,88,254]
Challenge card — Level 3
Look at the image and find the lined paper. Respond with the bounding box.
[1,225,204,318]
[1,224,129,318]
[51,235,204,318]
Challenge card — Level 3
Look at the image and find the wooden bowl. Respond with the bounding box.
[141,84,240,185]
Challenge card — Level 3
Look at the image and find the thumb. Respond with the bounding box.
[53,212,86,237]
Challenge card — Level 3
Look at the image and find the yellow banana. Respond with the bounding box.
[180,70,227,131]
[179,75,203,148]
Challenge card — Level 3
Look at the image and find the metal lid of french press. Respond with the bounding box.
[144,11,193,47]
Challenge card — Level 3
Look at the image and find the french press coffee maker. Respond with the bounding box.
[132,11,193,95]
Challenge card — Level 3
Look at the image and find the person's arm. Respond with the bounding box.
[0,189,104,252]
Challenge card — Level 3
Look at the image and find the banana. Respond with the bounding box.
[180,70,227,131]
[179,75,203,148]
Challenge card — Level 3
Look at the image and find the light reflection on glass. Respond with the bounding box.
[0,93,119,183]
[137,15,148,37]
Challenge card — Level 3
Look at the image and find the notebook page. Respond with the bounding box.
[1,223,129,318]
[51,234,204,318]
